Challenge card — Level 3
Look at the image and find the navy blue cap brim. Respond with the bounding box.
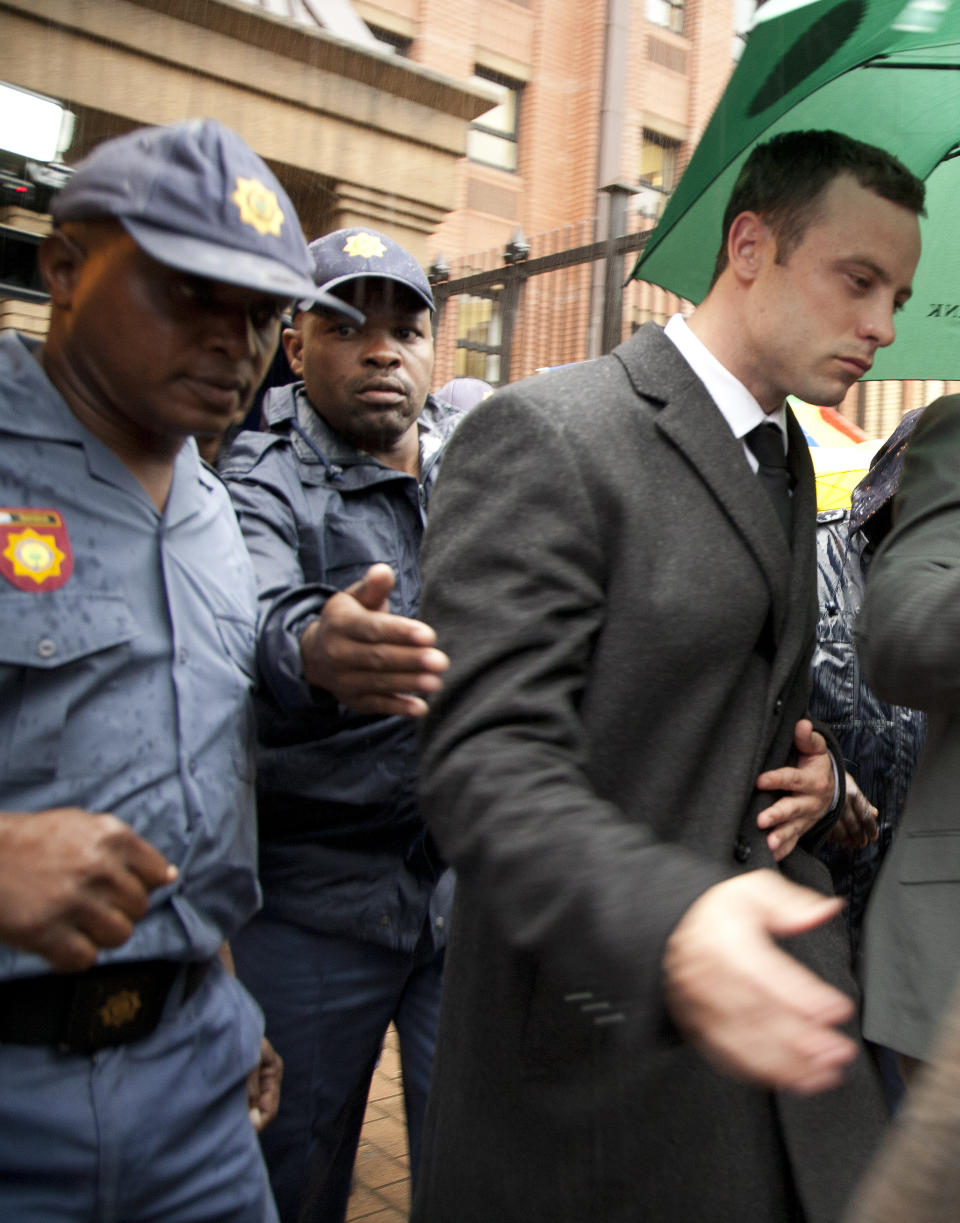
[294,270,434,317]
[122,217,364,323]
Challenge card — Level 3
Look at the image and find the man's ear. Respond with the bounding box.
[282,320,305,377]
[726,211,773,286]
[36,230,86,308]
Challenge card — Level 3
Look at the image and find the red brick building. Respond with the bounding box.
[355,0,952,430]
[353,0,759,383]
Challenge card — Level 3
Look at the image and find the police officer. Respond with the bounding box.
[0,118,359,1222]
[221,229,460,1223]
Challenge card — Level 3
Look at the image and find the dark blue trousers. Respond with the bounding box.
[233,914,444,1223]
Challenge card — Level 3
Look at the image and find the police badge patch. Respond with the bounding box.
[343,232,387,260]
[231,176,285,237]
[0,509,73,591]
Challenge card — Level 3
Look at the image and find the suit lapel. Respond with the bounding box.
[785,404,816,555]
[616,325,792,634]
[771,405,819,694]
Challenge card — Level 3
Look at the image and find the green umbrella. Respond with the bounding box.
[631,0,960,380]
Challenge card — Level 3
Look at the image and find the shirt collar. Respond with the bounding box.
[663,314,787,444]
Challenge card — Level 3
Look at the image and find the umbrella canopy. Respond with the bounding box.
[632,0,960,380]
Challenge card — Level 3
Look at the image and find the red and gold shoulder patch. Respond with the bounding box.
[0,509,73,592]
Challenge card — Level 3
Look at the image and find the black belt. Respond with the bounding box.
[0,958,211,1054]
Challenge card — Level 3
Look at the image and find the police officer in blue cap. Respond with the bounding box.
[221,227,462,1223]
[0,118,358,1222]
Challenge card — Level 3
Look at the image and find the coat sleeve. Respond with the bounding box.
[418,389,730,1036]
[856,395,960,713]
[223,452,339,718]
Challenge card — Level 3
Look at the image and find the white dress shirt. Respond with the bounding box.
[664,313,787,469]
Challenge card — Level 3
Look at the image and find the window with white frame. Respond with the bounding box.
[467,68,522,172]
[636,128,680,220]
[645,0,685,35]
[732,0,759,59]
[639,129,679,193]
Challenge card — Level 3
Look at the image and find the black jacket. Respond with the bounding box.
[811,508,926,954]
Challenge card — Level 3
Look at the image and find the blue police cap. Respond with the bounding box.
[51,119,362,321]
[298,227,434,315]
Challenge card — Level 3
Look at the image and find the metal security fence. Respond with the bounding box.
[431,219,689,388]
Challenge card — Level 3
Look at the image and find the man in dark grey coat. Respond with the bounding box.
[413,131,924,1221]
[856,393,960,1072]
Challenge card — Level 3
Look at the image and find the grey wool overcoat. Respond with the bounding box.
[857,394,960,1062]
[412,324,886,1223]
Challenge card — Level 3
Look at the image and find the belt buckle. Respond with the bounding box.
[61,962,178,1054]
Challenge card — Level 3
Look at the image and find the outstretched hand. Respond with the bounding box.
[300,563,449,717]
[755,719,836,860]
[663,870,856,1095]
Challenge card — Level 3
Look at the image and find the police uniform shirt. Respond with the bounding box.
[0,331,261,980]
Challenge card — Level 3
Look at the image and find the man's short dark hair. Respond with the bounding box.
[710,129,926,287]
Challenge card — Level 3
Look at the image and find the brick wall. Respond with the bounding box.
[414,0,749,382]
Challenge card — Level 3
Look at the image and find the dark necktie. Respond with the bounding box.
[745,422,792,536]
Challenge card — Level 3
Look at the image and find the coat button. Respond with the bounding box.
[36,637,57,659]
[733,837,752,863]
[773,698,784,715]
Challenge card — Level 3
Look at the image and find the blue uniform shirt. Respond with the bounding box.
[0,331,261,979]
